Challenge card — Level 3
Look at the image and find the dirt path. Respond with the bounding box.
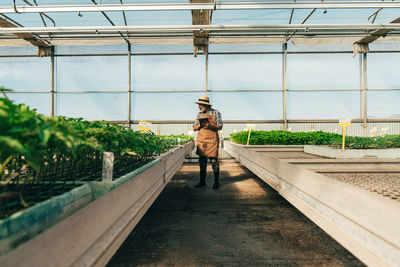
[108,162,364,266]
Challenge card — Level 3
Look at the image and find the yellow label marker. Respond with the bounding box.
[339,119,351,150]
[138,120,152,133]
[246,124,256,146]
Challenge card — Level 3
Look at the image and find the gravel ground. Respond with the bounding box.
[259,150,400,201]
[108,162,363,267]
[324,173,400,201]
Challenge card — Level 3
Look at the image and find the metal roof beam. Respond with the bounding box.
[1,2,400,13]
[287,0,323,41]
[360,17,400,43]
[288,0,296,24]
[1,24,400,34]
[368,7,383,24]
[119,0,129,38]
[190,0,212,56]
[367,0,395,24]
[91,0,129,43]
[0,14,51,51]
[354,17,400,55]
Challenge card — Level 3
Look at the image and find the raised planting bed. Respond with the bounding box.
[0,141,194,266]
[230,130,400,149]
[305,145,400,159]
[224,141,400,267]
[1,97,193,219]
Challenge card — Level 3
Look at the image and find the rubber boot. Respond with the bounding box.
[210,157,220,189]
[212,170,220,189]
[195,169,207,188]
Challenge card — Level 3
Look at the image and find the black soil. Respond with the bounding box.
[108,162,364,266]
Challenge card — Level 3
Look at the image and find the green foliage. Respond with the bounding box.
[230,130,400,149]
[0,96,193,218]
[0,98,85,173]
[0,97,192,186]
[0,86,12,93]
[331,134,400,149]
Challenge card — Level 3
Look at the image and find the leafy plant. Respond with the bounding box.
[230,130,400,149]
[0,97,193,218]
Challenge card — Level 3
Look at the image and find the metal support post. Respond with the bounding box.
[282,43,288,130]
[50,46,55,116]
[205,53,209,95]
[359,53,363,121]
[362,52,368,136]
[128,43,132,127]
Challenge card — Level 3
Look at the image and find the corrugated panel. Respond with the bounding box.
[287,122,400,136]
[365,122,400,136]
[136,122,400,159]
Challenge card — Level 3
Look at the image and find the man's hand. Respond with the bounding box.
[193,123,201,131]
[204,122,219,130]
[195,119,221,131]
[202,122,211,129]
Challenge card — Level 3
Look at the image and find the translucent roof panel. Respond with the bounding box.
[0,0,191,6]
[2,1,399,27]
[1,0,193,28]
[0,1,399,47]
[304,8,400,24]
[293,8,375,24]
[55,44,128,54]
[132,54,205,91]
[212,9,292,25]
[35,12,125,27]
[0,45,37,55]
[2,13,46,27]
[44,10,192,27]
[208,53,282,90]
[209,44,283,53]
[4,10,192,27]
[372,8,400,23]
[370,42,400,51]
[131,44,194,53]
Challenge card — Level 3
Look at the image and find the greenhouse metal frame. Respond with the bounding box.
[1,1,400,137]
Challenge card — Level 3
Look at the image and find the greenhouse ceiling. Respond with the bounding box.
[0,0,399,54]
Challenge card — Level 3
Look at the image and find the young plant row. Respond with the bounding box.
[230,130,400,149]
[0,97,192,217]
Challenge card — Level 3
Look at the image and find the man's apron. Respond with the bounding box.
[196,111,219,158]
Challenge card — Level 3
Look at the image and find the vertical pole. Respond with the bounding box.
[50,46,55,116]
[128,43,132,128]
[205,53,209,95]
[102,152,114,182]
[362,52,367,137]
[282,43,288,130]
[359,53,363,121]
[341,126,348,150]
[246,128,252,146]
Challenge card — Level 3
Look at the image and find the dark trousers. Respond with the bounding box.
[198,156,219,184]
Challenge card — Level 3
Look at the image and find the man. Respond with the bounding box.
[193,96,223,189]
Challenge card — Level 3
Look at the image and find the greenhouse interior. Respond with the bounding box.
[1,1,400,266]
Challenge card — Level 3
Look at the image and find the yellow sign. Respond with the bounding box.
[339,119,351,150]
[339,122,351,127]
[246,124,256,146]
[138,120,152,133]
[246,124,256,131]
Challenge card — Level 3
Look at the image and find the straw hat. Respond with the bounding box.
[195,95,212,106]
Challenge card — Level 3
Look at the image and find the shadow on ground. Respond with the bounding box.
[108,162,364,267]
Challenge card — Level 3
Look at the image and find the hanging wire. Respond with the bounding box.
[12,0,20,13]
[91,0,130,43]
